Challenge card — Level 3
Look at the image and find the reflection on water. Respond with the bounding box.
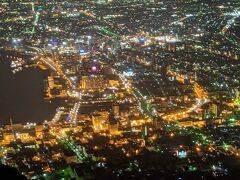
[0,58,57,125]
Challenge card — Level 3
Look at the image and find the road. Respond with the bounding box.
[26,46,76,89]
[123,52,209,121]
[48,104,89,162]
[69,102,81,124]
[39,56,75,89]
[162,70,208,121]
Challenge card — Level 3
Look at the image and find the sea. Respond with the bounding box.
[0,57,58,125]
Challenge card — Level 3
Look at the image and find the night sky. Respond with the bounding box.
[0,59,56,125]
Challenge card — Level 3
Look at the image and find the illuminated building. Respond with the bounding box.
[129,115,151,127]
[142,125,148,137]
[5,123,23,131]
[178,119,206,128]
[167,43,176,52]
[236,120,240,126]
[203,103,218,118]
[207,118,225,125]
[108,79,119,87]
[63,153,78,164]
[81,75,106,90]
[222,110,233,120]
[167,42,185,52]
[112,104,120,117]
[47,76,62,89]
[46,76,66,98]
[178,120,193,128]
[3,132,15,142]
[92,111,109,132]
[35,125,44,139]
[15,131,31,142]
[176,149,187,158]
[209,103,218,116]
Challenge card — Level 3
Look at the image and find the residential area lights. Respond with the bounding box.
[0,0,240,179]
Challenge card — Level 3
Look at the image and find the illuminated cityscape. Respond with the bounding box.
[0,0,240,179]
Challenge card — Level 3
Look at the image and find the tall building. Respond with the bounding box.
[92,111,109,132]
[209,103,218,116]
[112,104,120,118]
[108,112,119,135]
[203,103,218,118]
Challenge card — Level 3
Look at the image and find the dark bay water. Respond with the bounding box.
[0,59,57,125]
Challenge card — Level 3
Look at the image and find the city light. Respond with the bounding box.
[0,0,239,179]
